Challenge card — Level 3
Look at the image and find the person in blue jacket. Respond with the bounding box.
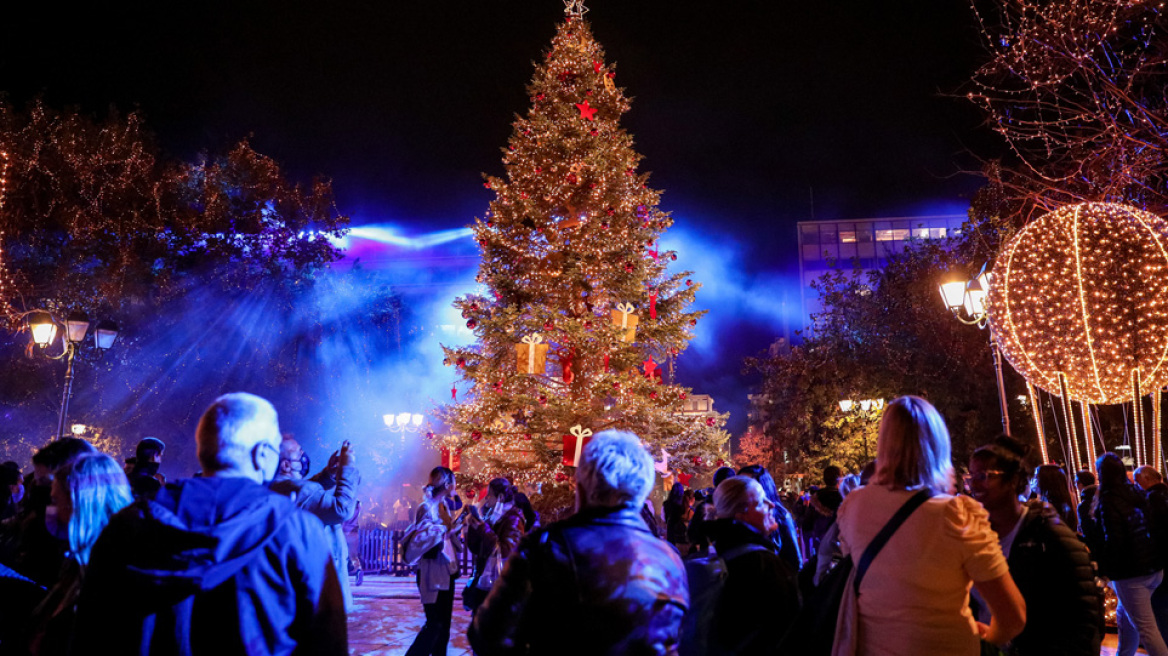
[73,392,346,656]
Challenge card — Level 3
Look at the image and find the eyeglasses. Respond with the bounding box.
[968,470,1006,483]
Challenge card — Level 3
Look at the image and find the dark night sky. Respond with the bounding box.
[0,1,1002,436]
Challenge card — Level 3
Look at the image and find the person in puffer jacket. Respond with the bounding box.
[968,436,1102,656]
[1083,452,1168,656]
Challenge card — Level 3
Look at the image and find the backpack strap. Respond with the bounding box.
[853,489,933,594]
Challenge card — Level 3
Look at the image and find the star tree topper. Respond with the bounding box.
[564,0,589,18]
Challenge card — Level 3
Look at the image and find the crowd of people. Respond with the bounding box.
[1,390,1166,655]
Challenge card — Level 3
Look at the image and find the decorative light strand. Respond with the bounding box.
[1027,382,1049,463]
[1155,388,1163,472]
[1058,372,1081,473]
[1081,399,1096,472]
[1133,369,1146,468]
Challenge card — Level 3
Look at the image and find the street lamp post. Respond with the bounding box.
[939,268,1011,436]
[383,413,425,434]
[27,310,119,439]
[839,398,884,461]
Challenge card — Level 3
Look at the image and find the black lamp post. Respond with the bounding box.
[27,310,119,439]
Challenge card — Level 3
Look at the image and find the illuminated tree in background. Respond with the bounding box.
[967,0,1168,219]
[0,100,355,458]
[441,2,728,498]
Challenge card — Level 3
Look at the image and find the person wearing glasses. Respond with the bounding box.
[968,435,1102,656]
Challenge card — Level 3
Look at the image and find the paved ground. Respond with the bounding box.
[349,575,473,656]
[348,574,1133,656]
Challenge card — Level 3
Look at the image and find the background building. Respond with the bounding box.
[797,214,967,328]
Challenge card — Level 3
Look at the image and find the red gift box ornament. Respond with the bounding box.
[441,447,461,472]
[562,425,594,467]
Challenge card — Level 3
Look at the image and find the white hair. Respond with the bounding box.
[576,430,655,509]
[196,392,281,474]
[714,476,765,519]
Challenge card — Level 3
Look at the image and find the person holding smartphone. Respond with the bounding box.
[270,437,361,611]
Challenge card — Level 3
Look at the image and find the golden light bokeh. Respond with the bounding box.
[988,202,1168,404]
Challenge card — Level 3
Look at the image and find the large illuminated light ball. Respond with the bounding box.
[988,202,1168,404]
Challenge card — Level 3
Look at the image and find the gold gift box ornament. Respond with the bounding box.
[516,333,549,374]
[610,302,638,343]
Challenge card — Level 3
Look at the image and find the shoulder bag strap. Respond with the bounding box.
[853,489,934,594]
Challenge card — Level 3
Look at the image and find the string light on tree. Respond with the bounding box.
[438,0,727,502]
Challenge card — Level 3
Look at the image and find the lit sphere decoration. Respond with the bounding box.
[988,202,1168,404]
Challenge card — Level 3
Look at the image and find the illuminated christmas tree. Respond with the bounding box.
[439,0,728,498]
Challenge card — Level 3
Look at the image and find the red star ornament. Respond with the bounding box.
[575,100,598,121]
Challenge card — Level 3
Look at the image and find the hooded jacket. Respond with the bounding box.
[73,476,346,656]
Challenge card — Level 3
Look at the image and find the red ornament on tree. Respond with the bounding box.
[524,433,533,441]
[650,392,658,399]
[575,101,598,121]
[590,129,598,136]
[685,279,693,286]
[649,291,658,320]
[706,417,715,427]
[544,320,555,331]
[680,393,687,400]
[467,320,477,329]
[567,173,578,185]
[457,358,466,367]
[593,61,602,73]
[538,395,548,406]
[689,319,697,327]
[471,431,483,441]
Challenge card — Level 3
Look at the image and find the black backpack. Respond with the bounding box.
[678,543,767,656]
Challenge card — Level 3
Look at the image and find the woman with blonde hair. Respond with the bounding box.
[831,396,1025,656]
[31,452,133,655]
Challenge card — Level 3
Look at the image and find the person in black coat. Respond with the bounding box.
[738,465,802,572]
[1083,453,1168,656]
[968,436,1102,656]
[470,431,688,656]
[701,475,800,655]
[1135,466,1168,636]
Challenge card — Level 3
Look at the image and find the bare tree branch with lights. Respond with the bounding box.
[439,9,729,504]
[966,0,1168,220]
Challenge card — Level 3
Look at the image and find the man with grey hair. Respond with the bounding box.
[470,430,689,656]
[75,393,346,655]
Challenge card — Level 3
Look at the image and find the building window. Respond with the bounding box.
[800,224,820,246]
